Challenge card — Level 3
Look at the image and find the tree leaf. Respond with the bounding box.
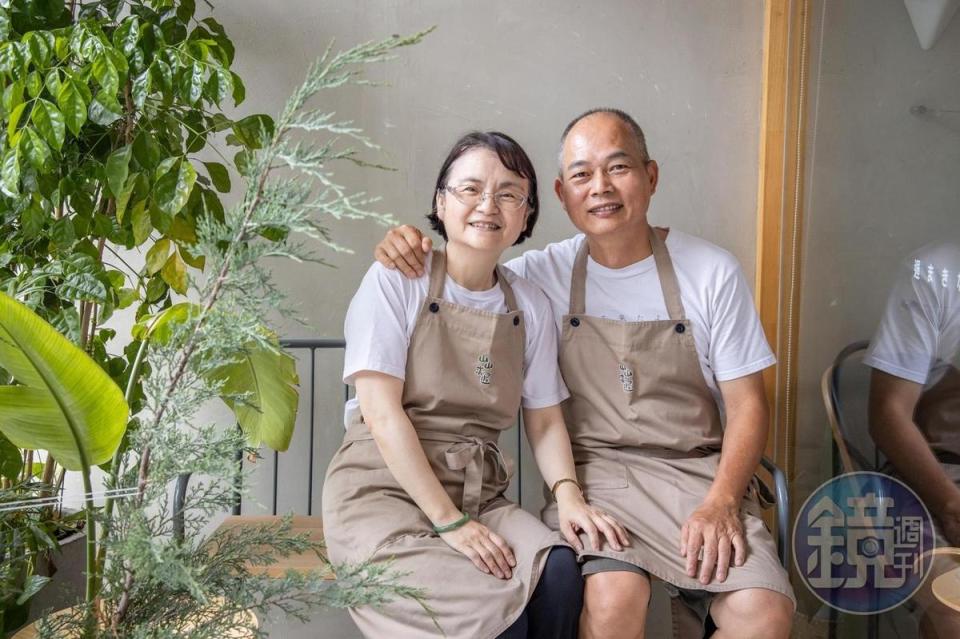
[92,52,119,96]
[15,575,51,606]
[179,62,204,105]
[19,128,51,171]
[0,10,9,42]
[179,245,205,269]
[131,69,150,109]
[113,16,140,55]
[0,41,24,75]
[130,200,151,245]
[0,291,128,470]
[6,101,27,142]
[209,334,300,451]
[31,99,65,150]
[132,302,199,343]
[44,68,61,98]
[57,79,88,136]
[230,71,244,105]
[58,271,107,303]
[88,93,123,126]
[20,198,44,237]
[133,130,161,170]
[202,161,230,193]
[153,160,196,216]
[145,237,171,275]
[207,67,232,107]
[25,70,41,98]
[0,431,22,480]
[160,250,187,294]
[176,0,196,24]
[115,172,138,222]
[231,114,274,150]
[24,31,51,66]
[0,147,19,197]
[105,144,132,198]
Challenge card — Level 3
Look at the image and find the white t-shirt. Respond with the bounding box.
[505,230,776,409]
[342,260,570,426]
[865,242,960,388]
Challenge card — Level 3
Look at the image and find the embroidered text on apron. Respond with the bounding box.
[541,228,795,608]
[322,250,563,639]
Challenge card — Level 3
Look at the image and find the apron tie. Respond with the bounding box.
[444,438,511,518]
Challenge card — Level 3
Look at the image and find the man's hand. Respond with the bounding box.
[680,496,746,585]
[374,225,432,278]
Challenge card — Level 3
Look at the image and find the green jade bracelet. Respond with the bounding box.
[433,511,471,534]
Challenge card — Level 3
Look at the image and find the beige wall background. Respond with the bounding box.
[193,1,767,635]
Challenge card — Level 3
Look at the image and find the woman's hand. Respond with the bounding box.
[439,520,517,579]
[556,484,631,553]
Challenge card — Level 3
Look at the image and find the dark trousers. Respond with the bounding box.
[498,547,582,639]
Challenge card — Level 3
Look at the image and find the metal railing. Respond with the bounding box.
[176,337,792,569]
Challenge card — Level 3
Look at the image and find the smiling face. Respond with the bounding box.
[436,147,531,255]
[554,112,658,240]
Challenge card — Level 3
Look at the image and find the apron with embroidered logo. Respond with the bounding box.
[322,249,563,639]
[541,228,794,610]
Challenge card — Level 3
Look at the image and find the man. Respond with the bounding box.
[866,241,960,637]
[375,109,795,638]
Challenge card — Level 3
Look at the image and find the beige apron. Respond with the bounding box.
[541,228,795,608]
[322,250,563,639]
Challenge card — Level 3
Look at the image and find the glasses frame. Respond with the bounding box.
[441,184,532,213]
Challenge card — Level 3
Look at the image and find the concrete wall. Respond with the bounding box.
[201,2,766,636]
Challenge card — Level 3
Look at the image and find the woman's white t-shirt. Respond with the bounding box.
[342,259,570,426]
[504,230,776,410]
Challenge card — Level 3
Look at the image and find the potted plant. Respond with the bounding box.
[0,0,432,635]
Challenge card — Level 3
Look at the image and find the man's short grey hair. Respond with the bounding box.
[557,108,650,173]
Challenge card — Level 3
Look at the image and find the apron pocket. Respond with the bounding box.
[577,458,629,490]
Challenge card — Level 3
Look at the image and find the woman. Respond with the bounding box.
[322,132,628,638]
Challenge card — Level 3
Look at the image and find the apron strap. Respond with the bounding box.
[429,247,521,314]
[427,248,447,298]
[444,438,511,519]
[569,239,590,315]
[649,227,686,320]
[494,265,520,313]
[568,228,686,320]
[344,424,509,519]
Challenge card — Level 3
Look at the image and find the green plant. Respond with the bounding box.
[0,0,293,626]
[0,0,434,633]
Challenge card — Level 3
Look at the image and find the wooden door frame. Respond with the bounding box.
[756,0,811,482]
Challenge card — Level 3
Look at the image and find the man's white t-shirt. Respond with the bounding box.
[865,242,960,388]
[342,260,570,426]
[505,230,776,409]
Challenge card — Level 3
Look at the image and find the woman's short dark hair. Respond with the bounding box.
[428,131,539,246]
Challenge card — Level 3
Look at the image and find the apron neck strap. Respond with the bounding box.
[568,227,686,320]
[428,248,520,313]
[428,248,448,298]
[649,227,686,320]
[494,265,520,313]
[569,239,590,315]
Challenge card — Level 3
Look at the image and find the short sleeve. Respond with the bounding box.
[708,261,776,381]
[517,281,570,409]
[342,263,412,385]
[864,262,939,385]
